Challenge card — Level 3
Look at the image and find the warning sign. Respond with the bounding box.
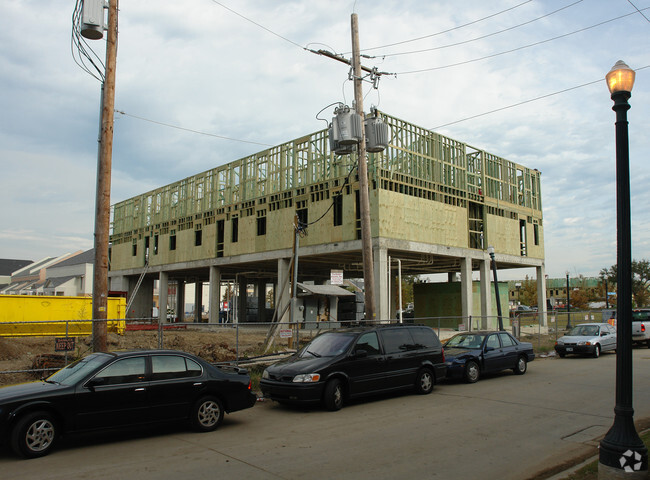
[331,269,344,285]
[54,337,75,352]
[279,329,292,339]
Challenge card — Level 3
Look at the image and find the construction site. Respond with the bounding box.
[107,110,547,330]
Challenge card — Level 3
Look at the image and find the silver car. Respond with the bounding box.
[554,323,616,358]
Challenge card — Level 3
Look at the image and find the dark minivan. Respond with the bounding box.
[260,324,446,410]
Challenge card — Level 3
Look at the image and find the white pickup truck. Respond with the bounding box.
[632,309,650,347]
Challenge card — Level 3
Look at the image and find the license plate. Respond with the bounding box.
[566,347,573,352]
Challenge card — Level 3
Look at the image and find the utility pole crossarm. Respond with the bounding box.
[310,48,394,77]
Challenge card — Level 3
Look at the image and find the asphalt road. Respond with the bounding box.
[2,349,650,480]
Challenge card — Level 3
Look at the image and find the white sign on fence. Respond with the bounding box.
[331,269,344,285]
[279,329,292,338]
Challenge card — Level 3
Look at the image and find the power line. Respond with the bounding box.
[358,0,534,53]
[114,110,274,147]
[396,8,649,75]
[430,66,650,130]
[627,0,650,23]
[208,0,306,51]
[368,0,583,58]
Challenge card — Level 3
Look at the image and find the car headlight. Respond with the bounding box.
[577,341,587,346]
[262,369,269,379]
[293,373,321,383]
[556,340,564,345]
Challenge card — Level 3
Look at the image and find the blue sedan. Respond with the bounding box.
[444,331,535,383]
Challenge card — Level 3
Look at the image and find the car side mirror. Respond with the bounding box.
[353,349,368,359]
[484,346,494,352]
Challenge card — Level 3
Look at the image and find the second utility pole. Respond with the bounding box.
[351,13,376,322]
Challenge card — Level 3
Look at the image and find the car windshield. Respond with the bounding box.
[46,353,111,386]
[300,333,355,358]
[446,334,486,349]
[568,325,599,337]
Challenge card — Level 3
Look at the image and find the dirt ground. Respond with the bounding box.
[0,326,275,387]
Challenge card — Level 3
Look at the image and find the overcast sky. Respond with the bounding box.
[1,0,649,280]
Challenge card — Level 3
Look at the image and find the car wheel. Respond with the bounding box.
[593,344,601,358]
[558,352,566,358]
[10,411,57,458]
[323,378,344,411]
[646,340,650,348]
[464,360,480,383]
[191,396,224,432]
[415,368,434,394]
[513,356,527,375]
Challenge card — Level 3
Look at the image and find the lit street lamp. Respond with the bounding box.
[598,60,648,477]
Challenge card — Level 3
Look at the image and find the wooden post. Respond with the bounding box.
[92,0,118,352]
[351,13,376,322]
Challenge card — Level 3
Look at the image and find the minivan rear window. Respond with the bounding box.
[411,327,440,349]
[381,328,415,354]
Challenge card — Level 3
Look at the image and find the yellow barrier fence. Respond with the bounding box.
[0,295,126,336]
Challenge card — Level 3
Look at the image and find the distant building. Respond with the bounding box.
[0,251,87,295]
[0,259,32,287]
[41,249,94,296]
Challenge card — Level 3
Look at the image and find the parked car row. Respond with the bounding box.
[1,320,626,459]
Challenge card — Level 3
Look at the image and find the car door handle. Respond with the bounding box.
[193,382,203,386]
[134,387,146,392]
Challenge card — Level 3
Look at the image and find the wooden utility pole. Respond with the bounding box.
[351,13,376,321]
[92,0,118,352]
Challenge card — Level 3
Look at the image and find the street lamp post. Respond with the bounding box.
[487,246,503,331]
[598,60,648,478]
[565,271,571,329]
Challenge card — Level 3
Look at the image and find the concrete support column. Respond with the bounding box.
[194,280,203,323]
[257,279,267,323]
[277,258,291,323]
[329,296,339,323]
[209,266,221,324]
[127,275,154,319]
[479,258,492,330]
[176,279,185,322]
[374,246,389,322]
[390,270,399,320]
[159,271,168,324]
[536,265,548,327]
[238,276,247,324]
[460,257,473,329]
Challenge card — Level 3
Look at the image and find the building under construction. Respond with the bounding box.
[108,111,547,326]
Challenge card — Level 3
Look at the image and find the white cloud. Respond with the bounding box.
[1,0,649,278]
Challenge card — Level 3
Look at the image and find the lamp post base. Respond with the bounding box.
[598,413,647,478]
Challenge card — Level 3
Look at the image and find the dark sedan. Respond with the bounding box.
[444,331,535,383]
[0,350,256,458]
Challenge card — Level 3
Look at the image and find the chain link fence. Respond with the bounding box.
[0,311,614,385]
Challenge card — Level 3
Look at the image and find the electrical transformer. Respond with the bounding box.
[80,0,105,40]
[365,115,389,153]
[331,106,363,145]
[328,125,356,155]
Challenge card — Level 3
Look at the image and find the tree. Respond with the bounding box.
[632,259,650,306]
[517,278,538,307]
[601,258,650,307]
